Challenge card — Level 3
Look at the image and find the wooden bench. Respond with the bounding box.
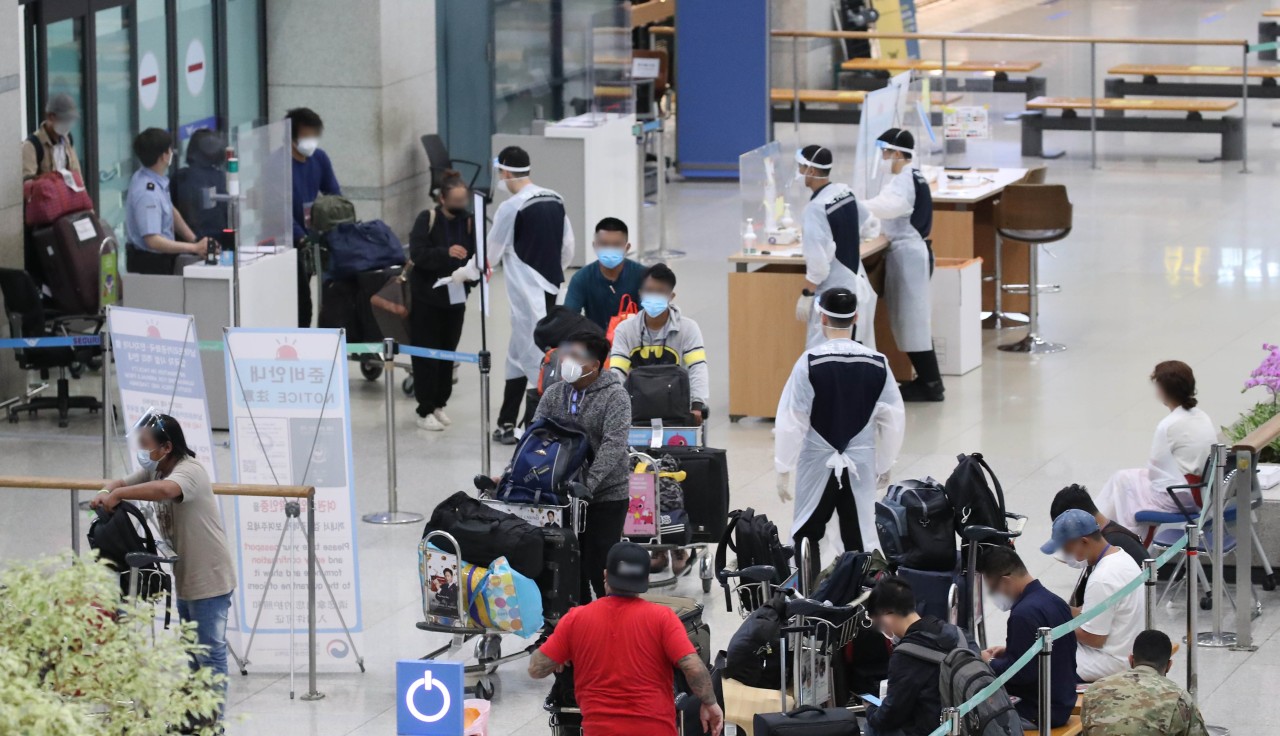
[835,58,1047,99]
[1024,715,1083,736]
[1021,96,1243,161]
[770,88,867,124]
[1261,11,1280,61]
[1105,63,1280,100]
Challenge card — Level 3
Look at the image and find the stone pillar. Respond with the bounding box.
[0,1,25,398]
[266,0,438,239]
[771,0,840,93]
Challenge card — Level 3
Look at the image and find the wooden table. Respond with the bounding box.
[727,237,890,420]
[839,58,1043,74]
[926,166,1030,316]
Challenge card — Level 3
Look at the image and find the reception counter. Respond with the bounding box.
[930,167,1030,315]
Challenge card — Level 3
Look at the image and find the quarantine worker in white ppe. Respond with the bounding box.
[775,288,905,581]
[794,145,880,350]
[475,146,576,444]
[864,128,944,402]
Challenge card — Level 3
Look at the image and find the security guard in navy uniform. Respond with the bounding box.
[124,128,211,275]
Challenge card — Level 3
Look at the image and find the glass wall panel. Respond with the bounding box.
[176,0,218,143]
[95,6,136,234]
[136,0,169,132]
[226,0,263,129]
[46,17,84,149]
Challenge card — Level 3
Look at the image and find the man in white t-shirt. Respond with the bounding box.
[1041,509,1145,682]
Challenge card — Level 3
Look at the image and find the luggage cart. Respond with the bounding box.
[958,513,1026,648]
[416,495,586,700]
[628,450,715,592]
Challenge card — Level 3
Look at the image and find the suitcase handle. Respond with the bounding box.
[783,704,826,718]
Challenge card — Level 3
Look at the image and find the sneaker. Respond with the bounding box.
[433,408,452,426]
[899,379,945,402]
[416,413,445,432]
[492,424,517,444]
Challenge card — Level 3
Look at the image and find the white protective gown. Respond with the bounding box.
[485,183,576,381]
[864,166,933,353]
[1096,407,1218,533]
[800,182,881,350]
[774,337,906,552]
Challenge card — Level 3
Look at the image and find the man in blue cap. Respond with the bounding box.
[1042,509,1146,682]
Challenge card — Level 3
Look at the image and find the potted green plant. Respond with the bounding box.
[0,555,223,735]
[1225,343,1280,463]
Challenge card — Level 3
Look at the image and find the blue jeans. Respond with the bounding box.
[178,591,233,714]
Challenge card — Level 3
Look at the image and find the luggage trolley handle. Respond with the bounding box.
[778,623,816,711]
[421,530,473,628]
[125,550,178,601]
[717,565,777,612]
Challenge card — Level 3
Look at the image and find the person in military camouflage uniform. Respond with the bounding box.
[1081,629,1208,736]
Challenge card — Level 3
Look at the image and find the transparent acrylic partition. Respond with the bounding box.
[931,74,1026,169]
[738,141,803,253]
[587,4,632,118]
[232,118,294,254]
[493,0,555,133]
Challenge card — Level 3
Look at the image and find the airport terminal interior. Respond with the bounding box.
[6,0,1280,734]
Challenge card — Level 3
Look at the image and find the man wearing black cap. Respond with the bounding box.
[485,145,576,444]
[865,128,944,402]
[529,541,724,736]
[775,287,905,581]
[795,143,880,349]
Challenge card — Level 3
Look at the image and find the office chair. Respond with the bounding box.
[0,268,102,427]
[420,134,483,195]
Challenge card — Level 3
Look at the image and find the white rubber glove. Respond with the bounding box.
[450,262,480,284]
[795,293,814,322]
[777,471,793,503]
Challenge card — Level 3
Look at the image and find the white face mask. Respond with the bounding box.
[497,178,513,195]
[52,120,73,137]
[1054,548,1089,569]
[136,447,161,473]
[559,357,595,384]
[794,170,807,184]
[295,137,320,157]
[989,588,1015,612]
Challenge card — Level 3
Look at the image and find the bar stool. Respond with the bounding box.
[981,166,1046,328]
[995,183,1072,354]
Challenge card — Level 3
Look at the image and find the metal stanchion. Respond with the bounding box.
[1089,42,1098,169]
[1200,443,1236,648]
[1232,448,1258,652]
[1037,626,1052,736]
[70,487,80,555]
[941,39,949,169]
[474,191,492,478]
[362,338,423,525]
[1144,557,1157,631]
[301,498,324,701]
[1242,45,1250,174]
[943,706,961,735]
[799,537,814,597]
[792,36,801,137]
[101,330,112,480]
[1185,522,1199,702]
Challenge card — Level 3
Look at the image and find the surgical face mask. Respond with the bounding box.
[136,447,161,473]
[794,170,807,184]
[640,293,670,318]
[52,120,73,137]
[295,137,320,157]
[595,246,625,269]
[988,585,1015,613]
[496,178,513,195]
[1054,548,1088,569]
[559,357,595,384]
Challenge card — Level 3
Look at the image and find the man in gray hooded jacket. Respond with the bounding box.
[535,330,633,601]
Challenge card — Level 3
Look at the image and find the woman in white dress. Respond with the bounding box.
[1097,360,1218,535]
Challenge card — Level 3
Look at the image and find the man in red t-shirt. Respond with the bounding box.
[529,542,724,736]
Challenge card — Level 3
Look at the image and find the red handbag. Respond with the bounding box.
[24,170,94,227]
[606,293,638,344]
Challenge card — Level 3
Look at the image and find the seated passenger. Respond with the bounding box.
[171,128,229,242]
[609,263,708,425]
[1095,360,1217,535]
[1041,509,1145,682]
[977,546,1077,730]
[563,217,645,331]
[1081,630,1208,736]
[864,577,965,736]
[1050,484,1149,607]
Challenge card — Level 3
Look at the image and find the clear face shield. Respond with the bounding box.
[491,157,531,197]
[873,139,915,179]
[794,148,833,185]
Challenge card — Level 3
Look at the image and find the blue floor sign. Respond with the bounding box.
[396,660,464,735]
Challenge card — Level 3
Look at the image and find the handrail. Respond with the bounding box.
[0,475,314,499]
[770,29,1248,47]
[1234,413,1280,453]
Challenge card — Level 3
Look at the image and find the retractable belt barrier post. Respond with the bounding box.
[362,338,424,525]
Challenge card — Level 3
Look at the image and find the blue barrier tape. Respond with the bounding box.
[399,344,481,364]
[923,532,1191,731]
[1251,41,1279,52]
[0,336,102,349]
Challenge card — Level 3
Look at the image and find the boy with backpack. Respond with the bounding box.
[864,578,1020,736]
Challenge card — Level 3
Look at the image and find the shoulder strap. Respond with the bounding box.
[894,641,948,665]
[119,502,159,555]
[971,453,1007,517]
[27,134,43,168]
[427,208,437,234]
[715,510,744,609]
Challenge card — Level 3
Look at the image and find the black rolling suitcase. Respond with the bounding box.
[36,211,109,314]
[754,705,860,735]
[538,525,581,622]
[655,446,729,543]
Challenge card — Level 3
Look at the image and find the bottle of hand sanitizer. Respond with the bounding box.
[779,203,795,230]
[743,218,758,254]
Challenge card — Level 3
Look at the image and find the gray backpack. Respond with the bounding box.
[896,639,1021,736]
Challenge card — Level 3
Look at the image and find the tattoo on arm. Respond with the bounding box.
[528,649,561,680]
[677,653,716,706]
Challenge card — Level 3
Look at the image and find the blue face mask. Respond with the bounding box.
[640,294,670,318]
[596,247,625,269]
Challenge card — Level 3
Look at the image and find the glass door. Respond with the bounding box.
[176,0,218,147]
[94,5,134,234]
[44,17,86,155]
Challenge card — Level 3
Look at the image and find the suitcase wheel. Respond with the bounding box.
[359,356,383,381]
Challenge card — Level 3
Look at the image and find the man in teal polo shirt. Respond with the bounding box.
[563,217,645,331]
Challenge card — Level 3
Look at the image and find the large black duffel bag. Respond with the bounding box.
[534,306,603,351]
[654,446,729,543]
[422,491,544,578]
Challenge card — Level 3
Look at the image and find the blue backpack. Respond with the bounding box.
[324,220,405,280]
[496,418,593,506]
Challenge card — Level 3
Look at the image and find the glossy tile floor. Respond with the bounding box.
[7,0,1280,733]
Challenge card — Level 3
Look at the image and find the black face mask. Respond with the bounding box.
[444,205,469,216]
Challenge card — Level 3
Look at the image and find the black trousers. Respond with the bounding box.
[793,470,864,582]
[580,499,629,602]
[297,259,313,328]
[410,301,466,417]
[126,244,178,275]
[496,290,558,427]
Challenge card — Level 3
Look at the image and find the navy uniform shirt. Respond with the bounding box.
[124,167,174,251]
[989,579,1078,727]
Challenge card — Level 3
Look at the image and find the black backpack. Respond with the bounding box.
[876,478,957,572]
[422,491,545,578]
[897,639,1020,736]
[496,417,594,506]
[715,508,793,609]
[625,364,693,424]
[811,550,878,606]
[944,453,1009,535]
[534,306,604,351]
[724,592,790,689]
[87,501,173,623]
